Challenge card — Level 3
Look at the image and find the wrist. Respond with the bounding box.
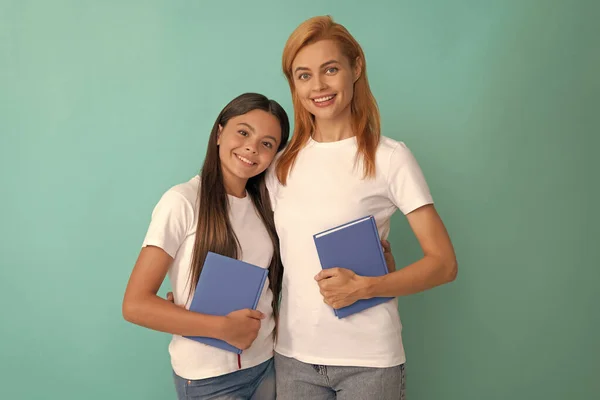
[357,275,380,300]
[197,314,227,339]
[214,316,228,340]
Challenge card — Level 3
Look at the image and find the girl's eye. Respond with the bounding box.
[298,73,310,81]
[326,67,338,74]
[238,130,248,136]
[263,142,273,149]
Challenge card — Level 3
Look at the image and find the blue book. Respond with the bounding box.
[313,215,393,318]
[184,251,268,354]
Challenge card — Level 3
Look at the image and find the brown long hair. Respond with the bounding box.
[276,15,380,184]
[188,93,290,325]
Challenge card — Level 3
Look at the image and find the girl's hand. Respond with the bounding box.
[167,291,264,350]
[381,239,396,273]
[221,309,265,350]
[166,292,180,306]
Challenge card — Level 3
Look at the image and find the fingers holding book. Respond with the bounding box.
[314,267,367,310]
[221,309,265,350]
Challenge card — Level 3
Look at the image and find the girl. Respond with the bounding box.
[122,93,290,400]
[267,16,458,399]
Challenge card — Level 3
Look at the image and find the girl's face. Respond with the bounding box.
[291,40,361,123]
[217,109,282,186]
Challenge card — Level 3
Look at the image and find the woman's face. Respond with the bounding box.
[291,40,361,123]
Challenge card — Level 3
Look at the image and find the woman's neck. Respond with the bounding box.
[312,108,354,142]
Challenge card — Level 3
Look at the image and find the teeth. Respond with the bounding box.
[236,154,254,165]
[314,95,334,103]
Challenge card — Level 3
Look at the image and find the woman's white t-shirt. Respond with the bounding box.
[141,175,275,379]
[266,136,433,367]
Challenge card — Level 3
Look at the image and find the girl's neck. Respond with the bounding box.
[312,108,354,143]
[222,174,247,198]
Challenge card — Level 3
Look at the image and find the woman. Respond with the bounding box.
[267,16,458,399]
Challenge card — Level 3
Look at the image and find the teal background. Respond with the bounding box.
[1,0,598,399]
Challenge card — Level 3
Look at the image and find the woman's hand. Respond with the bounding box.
[314,268,367,309]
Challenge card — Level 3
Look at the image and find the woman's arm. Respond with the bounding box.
[316,204,457,309]
[362,204,457,297]
[122,245,264,349]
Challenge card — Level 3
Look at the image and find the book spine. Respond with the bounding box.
[313,235,327,269]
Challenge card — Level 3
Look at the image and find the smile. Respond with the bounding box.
[311,94,336,107]
[234,153,256,166]
[312,94,336,103]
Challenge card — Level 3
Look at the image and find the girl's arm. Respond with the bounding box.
[316,204,457,308]
[122,245,264,349]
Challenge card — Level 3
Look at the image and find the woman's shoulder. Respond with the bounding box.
[376,135,415,164]
[378,135,409,153]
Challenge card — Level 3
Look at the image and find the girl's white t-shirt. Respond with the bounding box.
[267,136,433,367]
[141,175,275,379]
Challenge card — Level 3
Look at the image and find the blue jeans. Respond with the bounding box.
[173,358,275,400]
[274,352,406,400]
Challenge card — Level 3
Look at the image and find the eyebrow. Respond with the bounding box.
[266,135,279,142]
[238,122,279,143]
[237,122,255,132]
[294,59,339,74]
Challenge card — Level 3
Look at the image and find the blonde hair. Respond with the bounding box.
[276,15,380,184]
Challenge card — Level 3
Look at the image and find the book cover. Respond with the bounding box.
[313,215,393,318]
[184,251,268,354]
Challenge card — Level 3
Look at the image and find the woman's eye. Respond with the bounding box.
[263,142,273,149]
[298,73,310,80]
[238,130,248,136]
[326,67,338,74]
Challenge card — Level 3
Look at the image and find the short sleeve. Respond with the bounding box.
[387,142,434,215]
[141,189,194,258]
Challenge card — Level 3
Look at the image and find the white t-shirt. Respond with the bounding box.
[141,175,275,379]
[266,136,433,367]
